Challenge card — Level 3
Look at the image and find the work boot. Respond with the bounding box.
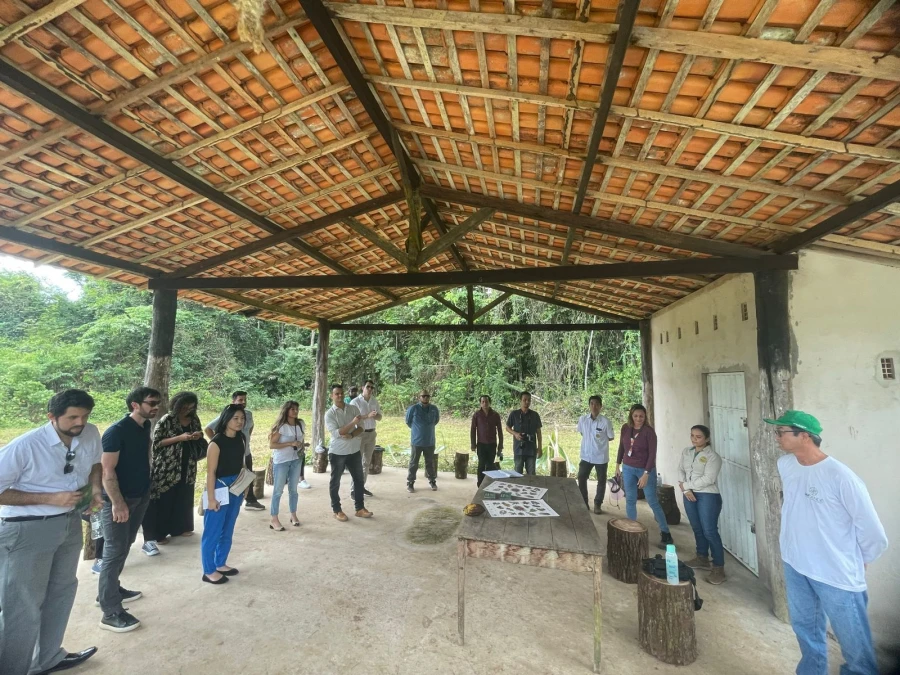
[593,502,602,515]
[707,565,726,585]
[658,531,674,550]
[684,555,712,571]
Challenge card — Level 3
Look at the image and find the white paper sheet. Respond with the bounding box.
[202,486,230,509]
[483,499,559,518]
[482,469,523,479]
[482,481,548,500]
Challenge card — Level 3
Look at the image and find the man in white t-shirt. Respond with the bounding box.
[351,380,382,498]
[766,410,887,675]
[576,395,615,514]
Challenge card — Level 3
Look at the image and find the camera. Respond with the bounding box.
[520,433,534,443]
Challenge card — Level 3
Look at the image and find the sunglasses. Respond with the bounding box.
[774,429,800,437]
[144,399,161,406]
[64,447,76,474]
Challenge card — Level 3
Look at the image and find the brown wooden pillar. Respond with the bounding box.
[753,269,792,622]
[638,319,654,425]
[144,289,177,413]
[310,318,330,451]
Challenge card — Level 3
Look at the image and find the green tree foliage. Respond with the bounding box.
[0,272,642,426]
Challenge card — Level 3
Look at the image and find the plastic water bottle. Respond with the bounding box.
[665,544,679,585]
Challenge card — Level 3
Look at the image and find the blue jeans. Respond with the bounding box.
[201,474,243,575]
[683,492,724,566]
[783,562,877,675]
[271,459,301,516]
[621,464,669,533]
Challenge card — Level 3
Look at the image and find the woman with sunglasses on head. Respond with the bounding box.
[615,404,672,549]
[142,392,206,548]
[678,425,726,584]
[268,400,307,531]
[201,404,246,584]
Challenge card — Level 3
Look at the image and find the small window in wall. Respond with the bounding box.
[713,315,719,330]
[694,321,699,335]
[660,333,663,345]
[666,331,669,343]
[741,303,749,321]
[882,358,896,381]
[678,327,682,339]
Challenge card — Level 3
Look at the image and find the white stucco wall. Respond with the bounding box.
[789,249,900,656]
[649,273,772,584]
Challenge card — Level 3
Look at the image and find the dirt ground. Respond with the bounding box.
[61,466,842,674]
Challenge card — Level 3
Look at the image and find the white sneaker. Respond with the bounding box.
[141,541,160,557]
[298,480,311,489]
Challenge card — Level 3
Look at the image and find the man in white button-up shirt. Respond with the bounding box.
[0,389,103,675]
[576,395,615,514]
[351,379,382,498]
[324,384,373,522]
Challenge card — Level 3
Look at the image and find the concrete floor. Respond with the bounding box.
[61,467,842,674]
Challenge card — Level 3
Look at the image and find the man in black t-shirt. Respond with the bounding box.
[505,391,543,476]
[98,387,159,633]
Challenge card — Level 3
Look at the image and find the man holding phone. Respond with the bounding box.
[506,391,543,476]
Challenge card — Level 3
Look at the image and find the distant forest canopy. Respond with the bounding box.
[0,271,642,427]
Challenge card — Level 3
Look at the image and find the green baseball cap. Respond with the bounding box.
[764,410,823,435]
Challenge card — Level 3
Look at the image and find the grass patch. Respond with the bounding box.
[405,505,463,545]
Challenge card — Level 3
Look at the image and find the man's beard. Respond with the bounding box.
[59,425,85,437]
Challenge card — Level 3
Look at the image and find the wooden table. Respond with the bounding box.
[456,475,604,672]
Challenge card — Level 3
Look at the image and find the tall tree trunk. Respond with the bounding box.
[144,289,177,414]
[584,328,595,391]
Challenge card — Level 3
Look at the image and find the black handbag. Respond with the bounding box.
[641,555,704,611]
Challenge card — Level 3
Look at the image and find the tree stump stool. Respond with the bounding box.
[455,452,469,479]
[550,457,567,477]
[638,568,697,665]
[369,446,384,474]
[252,470,266,499]
[265,456,274,485]
[607,518,648,584]
[313,450,328,473]
[657,484,681,525]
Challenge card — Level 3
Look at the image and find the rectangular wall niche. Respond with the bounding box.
[881,357,896,381]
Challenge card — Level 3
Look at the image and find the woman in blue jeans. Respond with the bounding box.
[268,400,306,531]
[678,425,726,585]
[201,404,246,584]
[615,404,672,549]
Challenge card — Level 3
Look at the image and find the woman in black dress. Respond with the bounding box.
[143,391,207,544]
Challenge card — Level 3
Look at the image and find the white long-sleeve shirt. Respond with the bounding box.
[778,454,887,591]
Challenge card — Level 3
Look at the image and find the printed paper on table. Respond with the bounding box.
[482,481,548,500]
[483,499,559,518]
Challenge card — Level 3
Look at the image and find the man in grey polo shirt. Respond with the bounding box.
[0,389,101,675]
[324,384,373,522]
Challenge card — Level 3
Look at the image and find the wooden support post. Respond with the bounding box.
[639,319,655,425]
[753,269,792,622]
[310,319,331,455]
[638,569,697,665]
[607,518,648,583]
[466,286,474,325]
[657,484,681,525]
[144,289,177,413]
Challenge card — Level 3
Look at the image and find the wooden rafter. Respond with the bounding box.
[418,208,494,266]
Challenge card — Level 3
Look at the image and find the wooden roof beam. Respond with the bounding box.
[573,0,640,215]
[341,216,411,267]
[331,322,637,332]
[159,191,403,279]
[328,3,900,81]
[421,185,764,259]
[772,180,900,254]
[0,223,159,278]
[374,78,900,163]
[485,283,630,322]
[198,289,318,324]
[148,256,798,291]
[430,292,468,320]
[0,0,87,47]
[418,208,494,266]
[472,291,512,321]
[333,285,459,324]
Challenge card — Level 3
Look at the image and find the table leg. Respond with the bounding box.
[592,555,602,673]
[457,539,466,646]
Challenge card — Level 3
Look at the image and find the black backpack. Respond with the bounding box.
[641,555,704,611]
